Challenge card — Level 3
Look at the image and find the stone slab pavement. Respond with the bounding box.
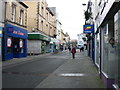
[35,51,106,88]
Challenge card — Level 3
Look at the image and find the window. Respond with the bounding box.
[19,39,24,53]
[42,7,44,16]
[7,37,12,53]
[114,10,120,87]
[46,13,48,20]
[11,4,16,22]
[20,9,24,25]
[41,21,43,31]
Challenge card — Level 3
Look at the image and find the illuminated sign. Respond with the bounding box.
[83,25,94,33]
[0,27,2,37]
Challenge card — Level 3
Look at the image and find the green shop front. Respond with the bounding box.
[27,33,51,54]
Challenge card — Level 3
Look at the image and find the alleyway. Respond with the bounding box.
[2,50,105,88]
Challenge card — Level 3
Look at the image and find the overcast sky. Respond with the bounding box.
[46,0,89,39]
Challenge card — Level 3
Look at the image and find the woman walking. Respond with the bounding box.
[71,46,76,59]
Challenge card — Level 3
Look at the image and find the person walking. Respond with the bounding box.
[68,46,71,53]
[71,46,76,59]
[80,45,84,52]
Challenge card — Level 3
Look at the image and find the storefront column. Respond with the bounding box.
[0,27,2,61]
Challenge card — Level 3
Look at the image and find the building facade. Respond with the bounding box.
[3,1,28,60]
[84,0,95,62]
[0,0,4,61]
[25,0,56,54]
[93,0,120,89]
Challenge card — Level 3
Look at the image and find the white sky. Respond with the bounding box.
[46,0,89,39]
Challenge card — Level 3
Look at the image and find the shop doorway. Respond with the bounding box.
[13,38,19,57]
[13,38,24,58]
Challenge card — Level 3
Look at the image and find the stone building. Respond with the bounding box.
[2,1,28,60]
[25,0,56,54]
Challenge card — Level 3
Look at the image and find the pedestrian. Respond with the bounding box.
[71,46,76,59]
[80,45,84,52]
[68,46,71,52]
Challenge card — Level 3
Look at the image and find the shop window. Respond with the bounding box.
[19,39,24,53]
[96,33,100,66]
[7,37,12,53]
[102,24,109,75]
[114,10,120,88]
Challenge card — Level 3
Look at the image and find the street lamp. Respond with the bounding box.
[82,3,87,6]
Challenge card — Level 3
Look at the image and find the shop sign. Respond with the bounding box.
[19,39,23,48]
[83,25,94,33]
[43,36,49,41]
[0,27,2,37]
[42,35,50,41]
[8,28,24,36]
[7,38,12,47]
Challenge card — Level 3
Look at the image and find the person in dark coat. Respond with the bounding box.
[68,46,71,52]
[71,46,76,59]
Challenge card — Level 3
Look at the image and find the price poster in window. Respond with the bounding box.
[20,39,23,48]
[7,38,12,47]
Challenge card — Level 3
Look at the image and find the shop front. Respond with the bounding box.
[3,23,27,60]
[113,9,120,89]
[0,27,2,61]
[49,38,59,53]
[27,33,51,54]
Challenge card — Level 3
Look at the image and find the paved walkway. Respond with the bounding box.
[1,50,106,88]
[35,50,106,88]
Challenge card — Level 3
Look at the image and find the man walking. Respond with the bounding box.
[68,46,71,53]
[80,45,84,52]
[71,46,76,59]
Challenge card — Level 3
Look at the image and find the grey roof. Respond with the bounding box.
[48,7,56,15]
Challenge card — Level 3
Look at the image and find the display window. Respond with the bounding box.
[102,24,109,75]
[96,33,100,67]
[19,39,24,53]
[7,37,12,47]
[114,9,120,88]
[7,37,12,53]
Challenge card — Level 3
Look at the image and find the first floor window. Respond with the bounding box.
[20,9,24,25]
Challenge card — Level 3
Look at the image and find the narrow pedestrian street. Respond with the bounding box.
[2,50,105,88]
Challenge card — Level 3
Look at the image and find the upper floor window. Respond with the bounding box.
[41,7,44,16]
[41,21,43,31]
[46,13,48,20]
[20,9,24,25]
[11,4,16,22]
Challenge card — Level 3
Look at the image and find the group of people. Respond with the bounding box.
[68,45,84,59]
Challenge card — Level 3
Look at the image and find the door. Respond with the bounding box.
[13,38,19,57]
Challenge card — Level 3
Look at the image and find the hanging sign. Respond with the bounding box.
[7,38,12,47]
[0,27,2,37]
[83,25,94,33]
[19,39,23,48]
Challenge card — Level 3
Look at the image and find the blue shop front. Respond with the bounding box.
[3,23,27,60]
[83,25,95,62]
